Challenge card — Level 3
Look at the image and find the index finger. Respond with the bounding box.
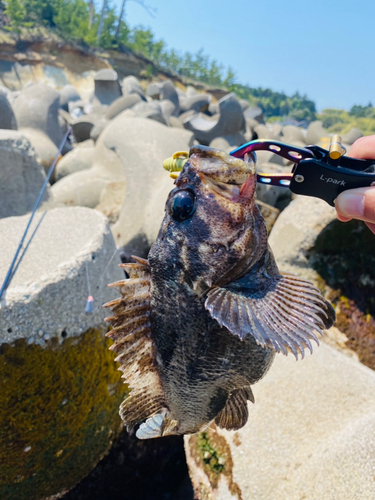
[349,135,375,159]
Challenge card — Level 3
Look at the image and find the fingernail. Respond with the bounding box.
[336,192,365,218]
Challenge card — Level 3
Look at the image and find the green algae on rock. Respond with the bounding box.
[187,429,243,500]
[0,327,126,500]
[308,219,375,370]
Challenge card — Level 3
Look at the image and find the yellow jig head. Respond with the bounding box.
[163,151,189,179]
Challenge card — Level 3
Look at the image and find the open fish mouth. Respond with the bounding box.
[189,145,256,202]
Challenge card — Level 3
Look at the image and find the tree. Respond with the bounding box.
[97,0,107,43]
[4,0,26,32]
[88,0,94,28]
[114,0,155,41]
[349,103,374,118]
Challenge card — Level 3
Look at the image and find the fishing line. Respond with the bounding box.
[73,161,121,314]
[74,175,98,315]
[0,127,72,302]
[75,183,96,315]
[10,211,47,282]
[95,247,119,288]
[83,241,120,313]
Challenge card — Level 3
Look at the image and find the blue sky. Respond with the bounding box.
[112,0,374,111]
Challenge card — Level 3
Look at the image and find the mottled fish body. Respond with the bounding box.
[105,146,335,439]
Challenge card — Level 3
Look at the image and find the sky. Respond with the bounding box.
[110,0,375,112]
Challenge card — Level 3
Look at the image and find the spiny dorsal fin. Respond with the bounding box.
[118,261,150,279]
[205,272,336,360]
[131,255,149,266]
[215,387,254,431]
[104,257,170,434]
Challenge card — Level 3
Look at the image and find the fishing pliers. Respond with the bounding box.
[230,135,375,206]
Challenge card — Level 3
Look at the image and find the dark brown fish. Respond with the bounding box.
[104,146,335,439]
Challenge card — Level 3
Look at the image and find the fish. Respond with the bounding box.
[104,145,336,439]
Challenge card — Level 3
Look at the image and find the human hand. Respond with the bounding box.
[335,135,375,234]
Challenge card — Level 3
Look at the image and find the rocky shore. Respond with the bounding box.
[1,54,374,500]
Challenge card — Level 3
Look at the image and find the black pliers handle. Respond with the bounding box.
[230,140,375,207]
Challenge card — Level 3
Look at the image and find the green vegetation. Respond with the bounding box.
[0,0,317,120]
[230,84,316,120]
[189,429,242,497]
[196,432,225,474]
[318,104,375,135]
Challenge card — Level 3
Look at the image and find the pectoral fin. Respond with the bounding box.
[205,268,335,359]
[215,387,254,431]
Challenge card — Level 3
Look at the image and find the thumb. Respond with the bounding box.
[335,187,375,233]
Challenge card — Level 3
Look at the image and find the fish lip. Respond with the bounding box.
[189,145,256,178]
[188,145,257,202]
[190,144,256,164]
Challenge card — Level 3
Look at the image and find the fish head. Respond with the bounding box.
[150,145,268,293]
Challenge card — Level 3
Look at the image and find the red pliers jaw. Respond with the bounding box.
[231,139,313,188]
[230,140,375,206]
[230,139,314,162]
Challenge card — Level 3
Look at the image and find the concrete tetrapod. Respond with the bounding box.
[0,207,124,500]
[209,134,246,154]
[342,127,363,146]
[281,124,306,144]
[183,93,245,145]
[0,130,51,218]
[132,101,168,125]
[159,79,180,117]
[186,85,197,97]
[51,116,194,258]
[269,195,375,369]
[93,69,122,106]
[185,343,375,500]
[71,108,107,143]
[13,83,68,170]
[0,91,17,130]
[239,99,250,112]
[146,82,162,100]
[305,120,327,145]
[243,106,264,123]
[55,140,95,181]
[159,99,176,124]
[90,94,142,141]
[59,85,81,112]
[110,118,194,257]
[179,94,211,114]
[122,75,146,101]
[254,123,279,140]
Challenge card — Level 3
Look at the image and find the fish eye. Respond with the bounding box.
[168,189,196,222]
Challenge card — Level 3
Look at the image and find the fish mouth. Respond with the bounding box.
[189,145,256,202]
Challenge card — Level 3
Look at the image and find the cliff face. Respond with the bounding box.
[0,30,180,97]
[0,30,227,101]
